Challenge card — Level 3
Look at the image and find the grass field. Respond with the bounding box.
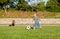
[0,26,60,39]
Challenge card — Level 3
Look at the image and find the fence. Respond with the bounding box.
[0,18,60,25]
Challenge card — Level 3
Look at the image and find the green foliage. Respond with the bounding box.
[16,0,29,11]
[16,0,45,12]
[0,0,60,12]
[37,2,45,11]
[0,0,7,3]
[57,0,60,4]
[46,0,60,12]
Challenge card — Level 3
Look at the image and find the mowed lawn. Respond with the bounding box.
[0,26,60,39]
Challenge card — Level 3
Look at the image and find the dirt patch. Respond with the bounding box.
[0,10,60,18]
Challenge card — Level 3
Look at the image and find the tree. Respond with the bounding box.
[46,0,60,12]
[0,0,11,14]
[17,0,29,11]
[0,0,8,3]
[57,0,60,4]
[37,2,45,11]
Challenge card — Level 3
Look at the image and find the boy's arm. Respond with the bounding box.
[38,17,40,21]
[32,18,35,23]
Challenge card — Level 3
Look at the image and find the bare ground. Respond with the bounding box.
[0,10,60,18]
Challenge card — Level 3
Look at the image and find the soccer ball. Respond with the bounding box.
[26,26,30,30]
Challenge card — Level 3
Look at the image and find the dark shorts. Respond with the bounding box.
[9,23,15,26]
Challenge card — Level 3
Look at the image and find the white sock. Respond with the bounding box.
[34,27,35,30]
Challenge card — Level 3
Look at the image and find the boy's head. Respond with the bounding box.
[34,12,37,17]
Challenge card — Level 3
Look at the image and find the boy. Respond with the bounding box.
[33,12,41,30]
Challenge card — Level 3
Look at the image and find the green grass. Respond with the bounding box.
[0,26,60,39]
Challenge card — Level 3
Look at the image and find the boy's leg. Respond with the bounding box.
[33,22,37,30]
[34,26,35,30]
[37,22,41,29]
[40,26,42,28]
[39,22,42,28]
